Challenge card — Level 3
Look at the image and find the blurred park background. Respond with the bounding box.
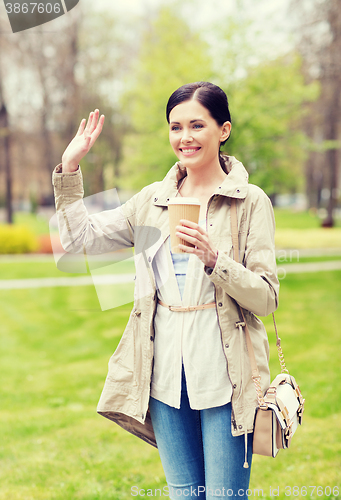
[0,0,341,498]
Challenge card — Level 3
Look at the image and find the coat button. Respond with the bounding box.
[166,198,169,202]
[236,189,240,193]
[225,344,229,348]
[218,302,223,307]
[238,425,243,429]
[233,384,237,389]
[150,336,154,342]
[154,197,158,202]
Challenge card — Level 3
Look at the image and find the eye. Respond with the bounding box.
[171,125,180,131]
[193,123,203,129]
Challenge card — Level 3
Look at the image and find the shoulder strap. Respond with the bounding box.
[230,198,288,405]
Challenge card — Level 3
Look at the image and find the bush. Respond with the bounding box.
[0,224,39,254]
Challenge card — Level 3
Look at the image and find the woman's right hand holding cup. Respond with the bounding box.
[61,109,105,173]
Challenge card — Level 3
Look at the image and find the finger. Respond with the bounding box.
[176,225,203,241]
[93,114,105,137]
[178,243,194,253]
[176,231,201,248]
[178,244,204,257]
[89,109,100,134]
[179,219,206,233]
[76,118,86,136]
[85,111,94,133]
[89,114,105,145]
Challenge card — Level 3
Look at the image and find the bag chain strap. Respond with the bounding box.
[272,313,289,374]
[230,198,288,408]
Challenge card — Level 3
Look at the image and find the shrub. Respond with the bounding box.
[0,224,39,254]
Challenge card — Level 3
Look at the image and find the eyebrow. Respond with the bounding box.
[170,119,206,125]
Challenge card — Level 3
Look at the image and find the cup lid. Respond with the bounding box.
[167,197,201,206]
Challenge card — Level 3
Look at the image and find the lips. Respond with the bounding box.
[179,147,201,156]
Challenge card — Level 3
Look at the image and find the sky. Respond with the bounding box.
[0,0,294,60]
[91,0,294,59]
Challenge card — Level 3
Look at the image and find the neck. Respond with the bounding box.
[184,159,227,192]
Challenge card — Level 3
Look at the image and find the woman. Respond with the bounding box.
[53,82,279,499]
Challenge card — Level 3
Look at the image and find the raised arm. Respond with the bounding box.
[53,109,136,256]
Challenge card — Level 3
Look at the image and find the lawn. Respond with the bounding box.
[0,263,340,500]
[273,208,341,229]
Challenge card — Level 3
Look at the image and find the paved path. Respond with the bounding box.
[0,261,341,290]
[277,260,341,274]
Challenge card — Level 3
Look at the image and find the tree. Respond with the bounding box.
[0,22,13,223]
[0,101,12,224]
[0,6,134,207]
[292,0,341,224]
[119,7,214,189]
[75,9,136,196]
[222,54,319,200]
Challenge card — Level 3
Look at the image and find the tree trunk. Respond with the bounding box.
[323,87,339,227]
[0,103,13,224]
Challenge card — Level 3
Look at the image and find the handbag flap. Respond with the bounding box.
[267,382,300,430]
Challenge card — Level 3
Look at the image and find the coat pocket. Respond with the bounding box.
[107,308,141,386]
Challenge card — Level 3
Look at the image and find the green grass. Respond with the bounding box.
[273,208,341,229]
[275,228,341,249]
[276,255,341,265]
[0,263,340,499]
[273,208,341,249]
[0,257,135,280]
[13,212,51,235]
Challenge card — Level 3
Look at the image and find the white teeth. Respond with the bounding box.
[181,149,199,153]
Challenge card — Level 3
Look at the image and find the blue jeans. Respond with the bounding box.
[149,369,253,500]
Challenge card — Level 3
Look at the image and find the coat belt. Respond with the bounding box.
[157,299,216,312]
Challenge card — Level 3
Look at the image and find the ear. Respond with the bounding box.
[220,121,231,142]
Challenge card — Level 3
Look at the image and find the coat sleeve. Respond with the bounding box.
[205,189,279,317]
[52,164,136,255]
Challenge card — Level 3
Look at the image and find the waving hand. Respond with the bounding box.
[62,109,105,173]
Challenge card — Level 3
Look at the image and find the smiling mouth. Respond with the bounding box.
[179,148,201,155]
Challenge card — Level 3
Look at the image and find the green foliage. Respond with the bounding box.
[223,54,319,196]
[0,224,39,254]
[120,7,214,189]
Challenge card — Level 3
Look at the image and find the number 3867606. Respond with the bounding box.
[5,3,61,14]
[285,486,339,497]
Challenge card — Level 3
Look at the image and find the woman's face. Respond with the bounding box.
[168,99,231,171]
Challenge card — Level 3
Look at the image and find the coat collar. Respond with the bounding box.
[152,155,249,207]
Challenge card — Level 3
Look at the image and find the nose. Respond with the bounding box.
[181,127,193,143]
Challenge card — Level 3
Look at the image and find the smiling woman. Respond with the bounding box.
[52,81,279,500]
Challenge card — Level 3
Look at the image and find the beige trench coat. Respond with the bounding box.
[52,155,279,448]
